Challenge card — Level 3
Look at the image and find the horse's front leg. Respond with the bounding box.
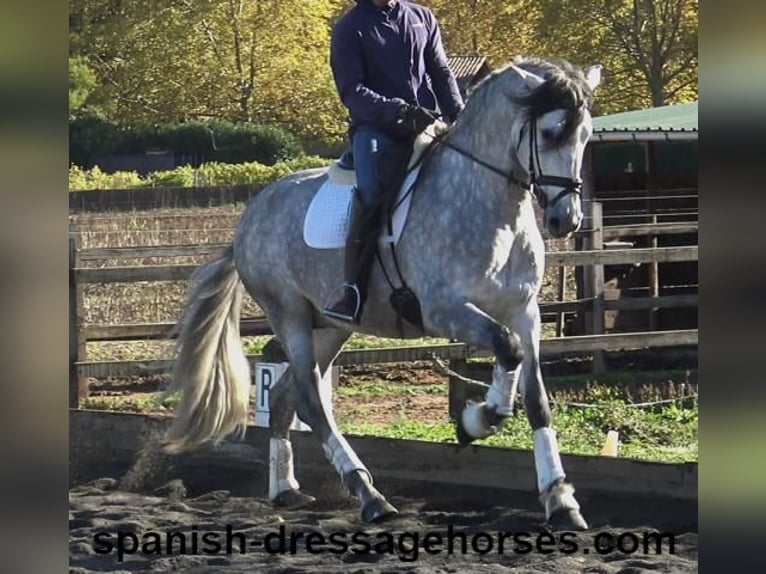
[424,300,524,442]
[457,361,521,444]
[510,303,588,531]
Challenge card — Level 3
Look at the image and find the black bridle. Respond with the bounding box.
[436,117,583,210]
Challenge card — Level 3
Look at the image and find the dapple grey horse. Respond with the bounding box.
[162,56,601,531]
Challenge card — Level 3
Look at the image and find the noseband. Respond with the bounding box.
[437,116,583,209]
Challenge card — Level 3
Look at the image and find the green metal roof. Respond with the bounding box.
[592,101,697,141]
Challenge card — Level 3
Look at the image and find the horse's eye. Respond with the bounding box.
[541,128,555,141]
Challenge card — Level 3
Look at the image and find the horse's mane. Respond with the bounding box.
[461,56,594,146]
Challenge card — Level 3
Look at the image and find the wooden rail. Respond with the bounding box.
[601,222,697,240]
[77,225,697,261]
[83,318,274,341]
[76,329,698,379]
[78,243,229,261]
[82,295,698,343]
[71,410,698,501]
[69,183,266,212]
[72,410,698,501]
[73,246,697,285]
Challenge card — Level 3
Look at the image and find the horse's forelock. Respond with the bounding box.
[455,56,593,150]
[508,58,592,146]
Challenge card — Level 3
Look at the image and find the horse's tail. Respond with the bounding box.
[162,244,251,453]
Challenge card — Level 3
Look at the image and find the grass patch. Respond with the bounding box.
[336,374,698,464]
[338,400,698,463]
[83,391,180,413]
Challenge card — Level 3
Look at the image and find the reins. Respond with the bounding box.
[372,110,585,334]
[429,116,583,208]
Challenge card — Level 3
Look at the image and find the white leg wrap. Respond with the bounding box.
[486,364,519,416]
[322,433,371,483]
[269,438,300,500]
[533,427,566,493]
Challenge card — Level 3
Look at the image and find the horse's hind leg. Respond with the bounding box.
[269,308,398,523]
[267,366,314,508]
[267,328,349,508]
[510,303,588,531]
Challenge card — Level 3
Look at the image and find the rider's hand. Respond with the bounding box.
[398,104,438,133]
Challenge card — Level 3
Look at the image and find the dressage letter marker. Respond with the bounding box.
[253,362,335,432]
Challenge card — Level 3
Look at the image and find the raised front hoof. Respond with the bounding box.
[455,401,500,446]
[455,417,478,446]
[361,497,399,523]
[271,489,316,510]
[548,508,589,532]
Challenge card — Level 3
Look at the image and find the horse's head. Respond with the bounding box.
[506,59,601,238]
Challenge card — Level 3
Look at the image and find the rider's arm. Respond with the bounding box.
[423,11,464,122]
[330,19,407,128]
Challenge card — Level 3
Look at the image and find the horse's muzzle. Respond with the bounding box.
[545,206,582,238]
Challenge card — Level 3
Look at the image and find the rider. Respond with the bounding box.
[323,0,465,324]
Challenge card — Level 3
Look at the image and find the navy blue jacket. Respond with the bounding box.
[330,0,464,139]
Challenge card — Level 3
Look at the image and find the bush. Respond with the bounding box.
[69,156,331,191]
[145,165,197,188]
[69,165,144,190]
[69,116,123,168]
[206,121,304,165]
[69,118,306,169]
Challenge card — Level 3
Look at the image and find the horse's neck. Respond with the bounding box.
[427,118,530,227]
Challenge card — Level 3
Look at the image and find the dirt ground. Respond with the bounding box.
[69,476,697,573]
[85,363,452,428]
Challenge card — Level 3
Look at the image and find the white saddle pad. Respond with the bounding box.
[303,166,421,249]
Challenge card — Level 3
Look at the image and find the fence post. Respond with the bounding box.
[587,202,606,373]
[69,232,88,407]
[447,358,468,422]
[555,265,566,337]
[648,214,660,330]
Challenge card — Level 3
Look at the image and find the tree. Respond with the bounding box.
[69,0,348,142]
[424,0,538,65]
[595,0,698,107]
[526,0,697,112]
[69,0,697,147]
[425,0,696,113]
[69,56,98,117]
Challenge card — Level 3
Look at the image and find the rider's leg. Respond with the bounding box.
[323,126,397,323]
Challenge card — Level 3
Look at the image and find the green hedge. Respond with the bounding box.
[69,117,305,168]
[69,156,332,191]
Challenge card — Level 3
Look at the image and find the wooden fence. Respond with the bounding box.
[69,205,698,408]
[71,409,698,502]
[68,183,266,212]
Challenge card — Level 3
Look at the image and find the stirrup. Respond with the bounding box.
[322,282,362,323]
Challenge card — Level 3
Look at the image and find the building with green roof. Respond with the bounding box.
[576,101,698,335]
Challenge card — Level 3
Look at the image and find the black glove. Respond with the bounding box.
[398,104,438,133]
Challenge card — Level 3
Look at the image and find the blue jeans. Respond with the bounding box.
[351,126,400,209]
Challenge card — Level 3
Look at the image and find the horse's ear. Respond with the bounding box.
[584,65,602,91]
[510,64,545,90]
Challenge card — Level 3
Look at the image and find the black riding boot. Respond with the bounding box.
[322,194,376,324]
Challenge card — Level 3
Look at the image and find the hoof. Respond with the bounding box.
[456,401,500,446]
[361,496,399,523]
[455,417,478,446]
[549,508,589,531]
[271,489,316,509]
